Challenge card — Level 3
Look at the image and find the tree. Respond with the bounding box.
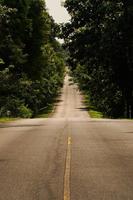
[62,0,133,118]
[0,0,65,117]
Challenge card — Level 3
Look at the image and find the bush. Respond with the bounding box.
[0,98,32,118]
[18,105,33,118]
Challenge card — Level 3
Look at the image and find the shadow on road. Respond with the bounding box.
[76,107,88,111]
[0,124,46,129]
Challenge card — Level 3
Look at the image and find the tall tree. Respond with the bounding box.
[0,0,65,117]
[62,0,133,118]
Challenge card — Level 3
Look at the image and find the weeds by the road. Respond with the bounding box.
[0,117,18,123]
[89,110,103,118]
[84,94,103,118]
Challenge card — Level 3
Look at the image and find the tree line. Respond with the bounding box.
[62,0,133,118]
[0,0,65,118]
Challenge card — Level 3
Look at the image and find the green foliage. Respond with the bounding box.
[0,117,17,122]
[18,105,32,118]
[0,0,65,117]
[0,97,23,117]
[62,0,133,118]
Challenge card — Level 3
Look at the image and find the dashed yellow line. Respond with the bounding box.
[64,137,71,200]
[68,137,71,145]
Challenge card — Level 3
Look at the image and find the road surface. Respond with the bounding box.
[0,76,133,200]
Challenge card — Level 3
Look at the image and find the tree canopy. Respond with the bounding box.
[62,0,133,118]
[0,0,65,117]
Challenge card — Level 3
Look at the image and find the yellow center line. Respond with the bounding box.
[64,136,71,200]
[68,137,71,145]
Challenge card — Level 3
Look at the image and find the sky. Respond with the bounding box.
[45,0,70,23]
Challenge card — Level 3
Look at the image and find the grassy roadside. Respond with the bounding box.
[0,117,18,123]
[0,99,57,122]
[0,104,55,122]
[83,94,104,118]
[0,89,62,121]
[89,109,103,118]
[0,104,54,122]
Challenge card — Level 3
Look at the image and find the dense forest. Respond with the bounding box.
[62,0,133,118]
[0,0,65,118]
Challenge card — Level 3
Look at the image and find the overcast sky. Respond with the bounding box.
[45,0,70,23]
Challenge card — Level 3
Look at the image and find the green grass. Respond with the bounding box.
[89,110,103,118]
[0,117,17,123]
[83,94,104,118]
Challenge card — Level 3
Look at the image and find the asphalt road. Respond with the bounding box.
[0,76,133,200]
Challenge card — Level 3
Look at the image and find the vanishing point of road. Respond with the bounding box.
[0,75,133,200]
